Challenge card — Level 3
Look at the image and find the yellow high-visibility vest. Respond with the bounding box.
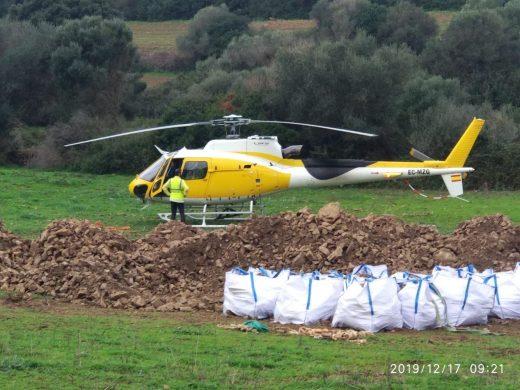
[165,176,188,202]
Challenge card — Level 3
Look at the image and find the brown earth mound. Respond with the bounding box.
[0,203,519,312]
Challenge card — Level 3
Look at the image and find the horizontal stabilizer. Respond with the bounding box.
[442,173,464,197]
[410,148,434,162]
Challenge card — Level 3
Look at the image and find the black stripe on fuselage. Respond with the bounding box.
[302,158,374,180]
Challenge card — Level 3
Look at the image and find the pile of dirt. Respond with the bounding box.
[0,222,30,266]
[0,204,519,312]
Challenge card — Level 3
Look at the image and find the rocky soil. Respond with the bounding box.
[1,203,519,312]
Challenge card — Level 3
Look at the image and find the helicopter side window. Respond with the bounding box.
[182,161,208,180]
[138,156,166,181]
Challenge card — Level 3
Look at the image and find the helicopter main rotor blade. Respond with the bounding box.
[64,121,213,147]
[249,120,378,137]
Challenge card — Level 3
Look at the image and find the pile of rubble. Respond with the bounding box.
[0,203,518,312]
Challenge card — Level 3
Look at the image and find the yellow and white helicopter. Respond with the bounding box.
[66,114,485,226]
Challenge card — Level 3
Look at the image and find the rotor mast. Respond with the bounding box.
[211,114,250,139]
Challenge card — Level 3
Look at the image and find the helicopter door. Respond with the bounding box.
[150,157,172,198]
[181,159,210,199]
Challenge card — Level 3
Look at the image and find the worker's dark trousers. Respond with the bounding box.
[170,201,186,223]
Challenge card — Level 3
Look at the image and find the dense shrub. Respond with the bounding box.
[8,0,119,25]
[177,5,249,66]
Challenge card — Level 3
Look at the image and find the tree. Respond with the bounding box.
[8,0,118,25]
[422,9,520,106]
[397,75,468,131]
[227,0,316,18]
[377,2,437,53]
[0,20,56,126]
[311,0,390,40]
[0,0,13,17]
[271,35,421,159]
[409,0,466,10]
[178,5,249,65]
[50,16,143,116]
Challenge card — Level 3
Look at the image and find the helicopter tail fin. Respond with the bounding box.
[444,118,485,167]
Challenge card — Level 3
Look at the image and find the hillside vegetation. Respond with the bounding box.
[0,1,519,191]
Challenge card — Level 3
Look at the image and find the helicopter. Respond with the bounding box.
[66,114,485,226]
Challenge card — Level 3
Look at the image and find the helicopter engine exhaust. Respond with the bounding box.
[282,145,303,159]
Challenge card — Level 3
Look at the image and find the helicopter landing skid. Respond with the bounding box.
[157,200,263,228]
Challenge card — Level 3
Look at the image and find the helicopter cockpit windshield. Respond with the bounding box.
[138,156,166,181]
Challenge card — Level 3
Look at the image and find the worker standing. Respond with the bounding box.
[162,168,189,223]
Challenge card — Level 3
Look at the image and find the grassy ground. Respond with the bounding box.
[127,20,188,55]
[0,167,519,238]
[249,19,316,32]
[0,303,519,389]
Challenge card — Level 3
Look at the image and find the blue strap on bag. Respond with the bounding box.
[366,278,375,316]
[249,271,258,304]
[484,274,501,306]
[414,278,424,315]
[461,276,472,310]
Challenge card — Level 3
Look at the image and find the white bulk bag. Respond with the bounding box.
[398,278,447,330]
[223,267,289,319]
[483,272,520,319]
[332,277,403,332]
[274,272,343,325]
[352,264,389,278]
[432,273,495,326]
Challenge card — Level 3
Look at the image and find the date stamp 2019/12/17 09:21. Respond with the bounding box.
[389,363,505,375]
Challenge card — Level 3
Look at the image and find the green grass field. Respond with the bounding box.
[0,304,519,389]
[0,167,518,238]
[1,166,520,388]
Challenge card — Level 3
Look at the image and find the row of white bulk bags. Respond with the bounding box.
[274,271,344,325]
[224,262,520,329]
[223,267,290,319]
[332,276,402,332]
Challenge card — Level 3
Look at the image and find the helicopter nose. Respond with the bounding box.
[128,177,149,199]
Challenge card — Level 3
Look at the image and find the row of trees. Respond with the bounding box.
[0,0,519,189]
[0,0,468,21]
[0,14,143,164]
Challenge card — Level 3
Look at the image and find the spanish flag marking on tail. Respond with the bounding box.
[451,174,462,183]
